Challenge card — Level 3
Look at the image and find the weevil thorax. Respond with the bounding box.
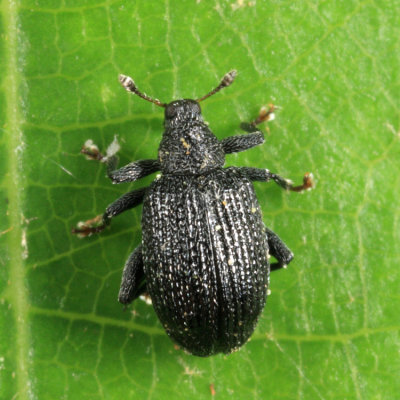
[158,99,225,175]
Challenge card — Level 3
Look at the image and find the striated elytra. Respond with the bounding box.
[73,71,313,356]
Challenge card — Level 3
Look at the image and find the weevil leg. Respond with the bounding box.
[267,170,314,192]
[221,132,264,154]
[221,105,276,154]
[240,104,277,132]
[265,227,294,271]
[80,139,160,183]
[119,245,147,305]
[72,187,146,237]
[239,167,314,192]
[108,159,160,184]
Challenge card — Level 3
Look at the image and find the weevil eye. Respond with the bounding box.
[165,102,179,119]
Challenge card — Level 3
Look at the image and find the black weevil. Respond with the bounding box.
[73,71,313,356]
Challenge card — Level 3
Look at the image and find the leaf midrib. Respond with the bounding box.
[2,1,30,399]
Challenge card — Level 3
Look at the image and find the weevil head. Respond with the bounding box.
[158,98,225,175]
[120,71,237,175]
[164,99,203,129]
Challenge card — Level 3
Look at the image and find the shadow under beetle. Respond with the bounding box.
[73,71,313,357]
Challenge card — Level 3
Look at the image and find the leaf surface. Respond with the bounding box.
[1,1,399,399]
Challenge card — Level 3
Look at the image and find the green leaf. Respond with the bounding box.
[1,0,399,399]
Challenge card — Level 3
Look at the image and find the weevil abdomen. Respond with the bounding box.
[142,168,269,356]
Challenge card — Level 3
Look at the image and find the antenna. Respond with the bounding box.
[119,74,166,107]
[197,70,237,102]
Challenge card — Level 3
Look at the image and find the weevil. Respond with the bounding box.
[73,71,313,356]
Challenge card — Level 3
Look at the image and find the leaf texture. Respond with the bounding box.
[1,1,399,399]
